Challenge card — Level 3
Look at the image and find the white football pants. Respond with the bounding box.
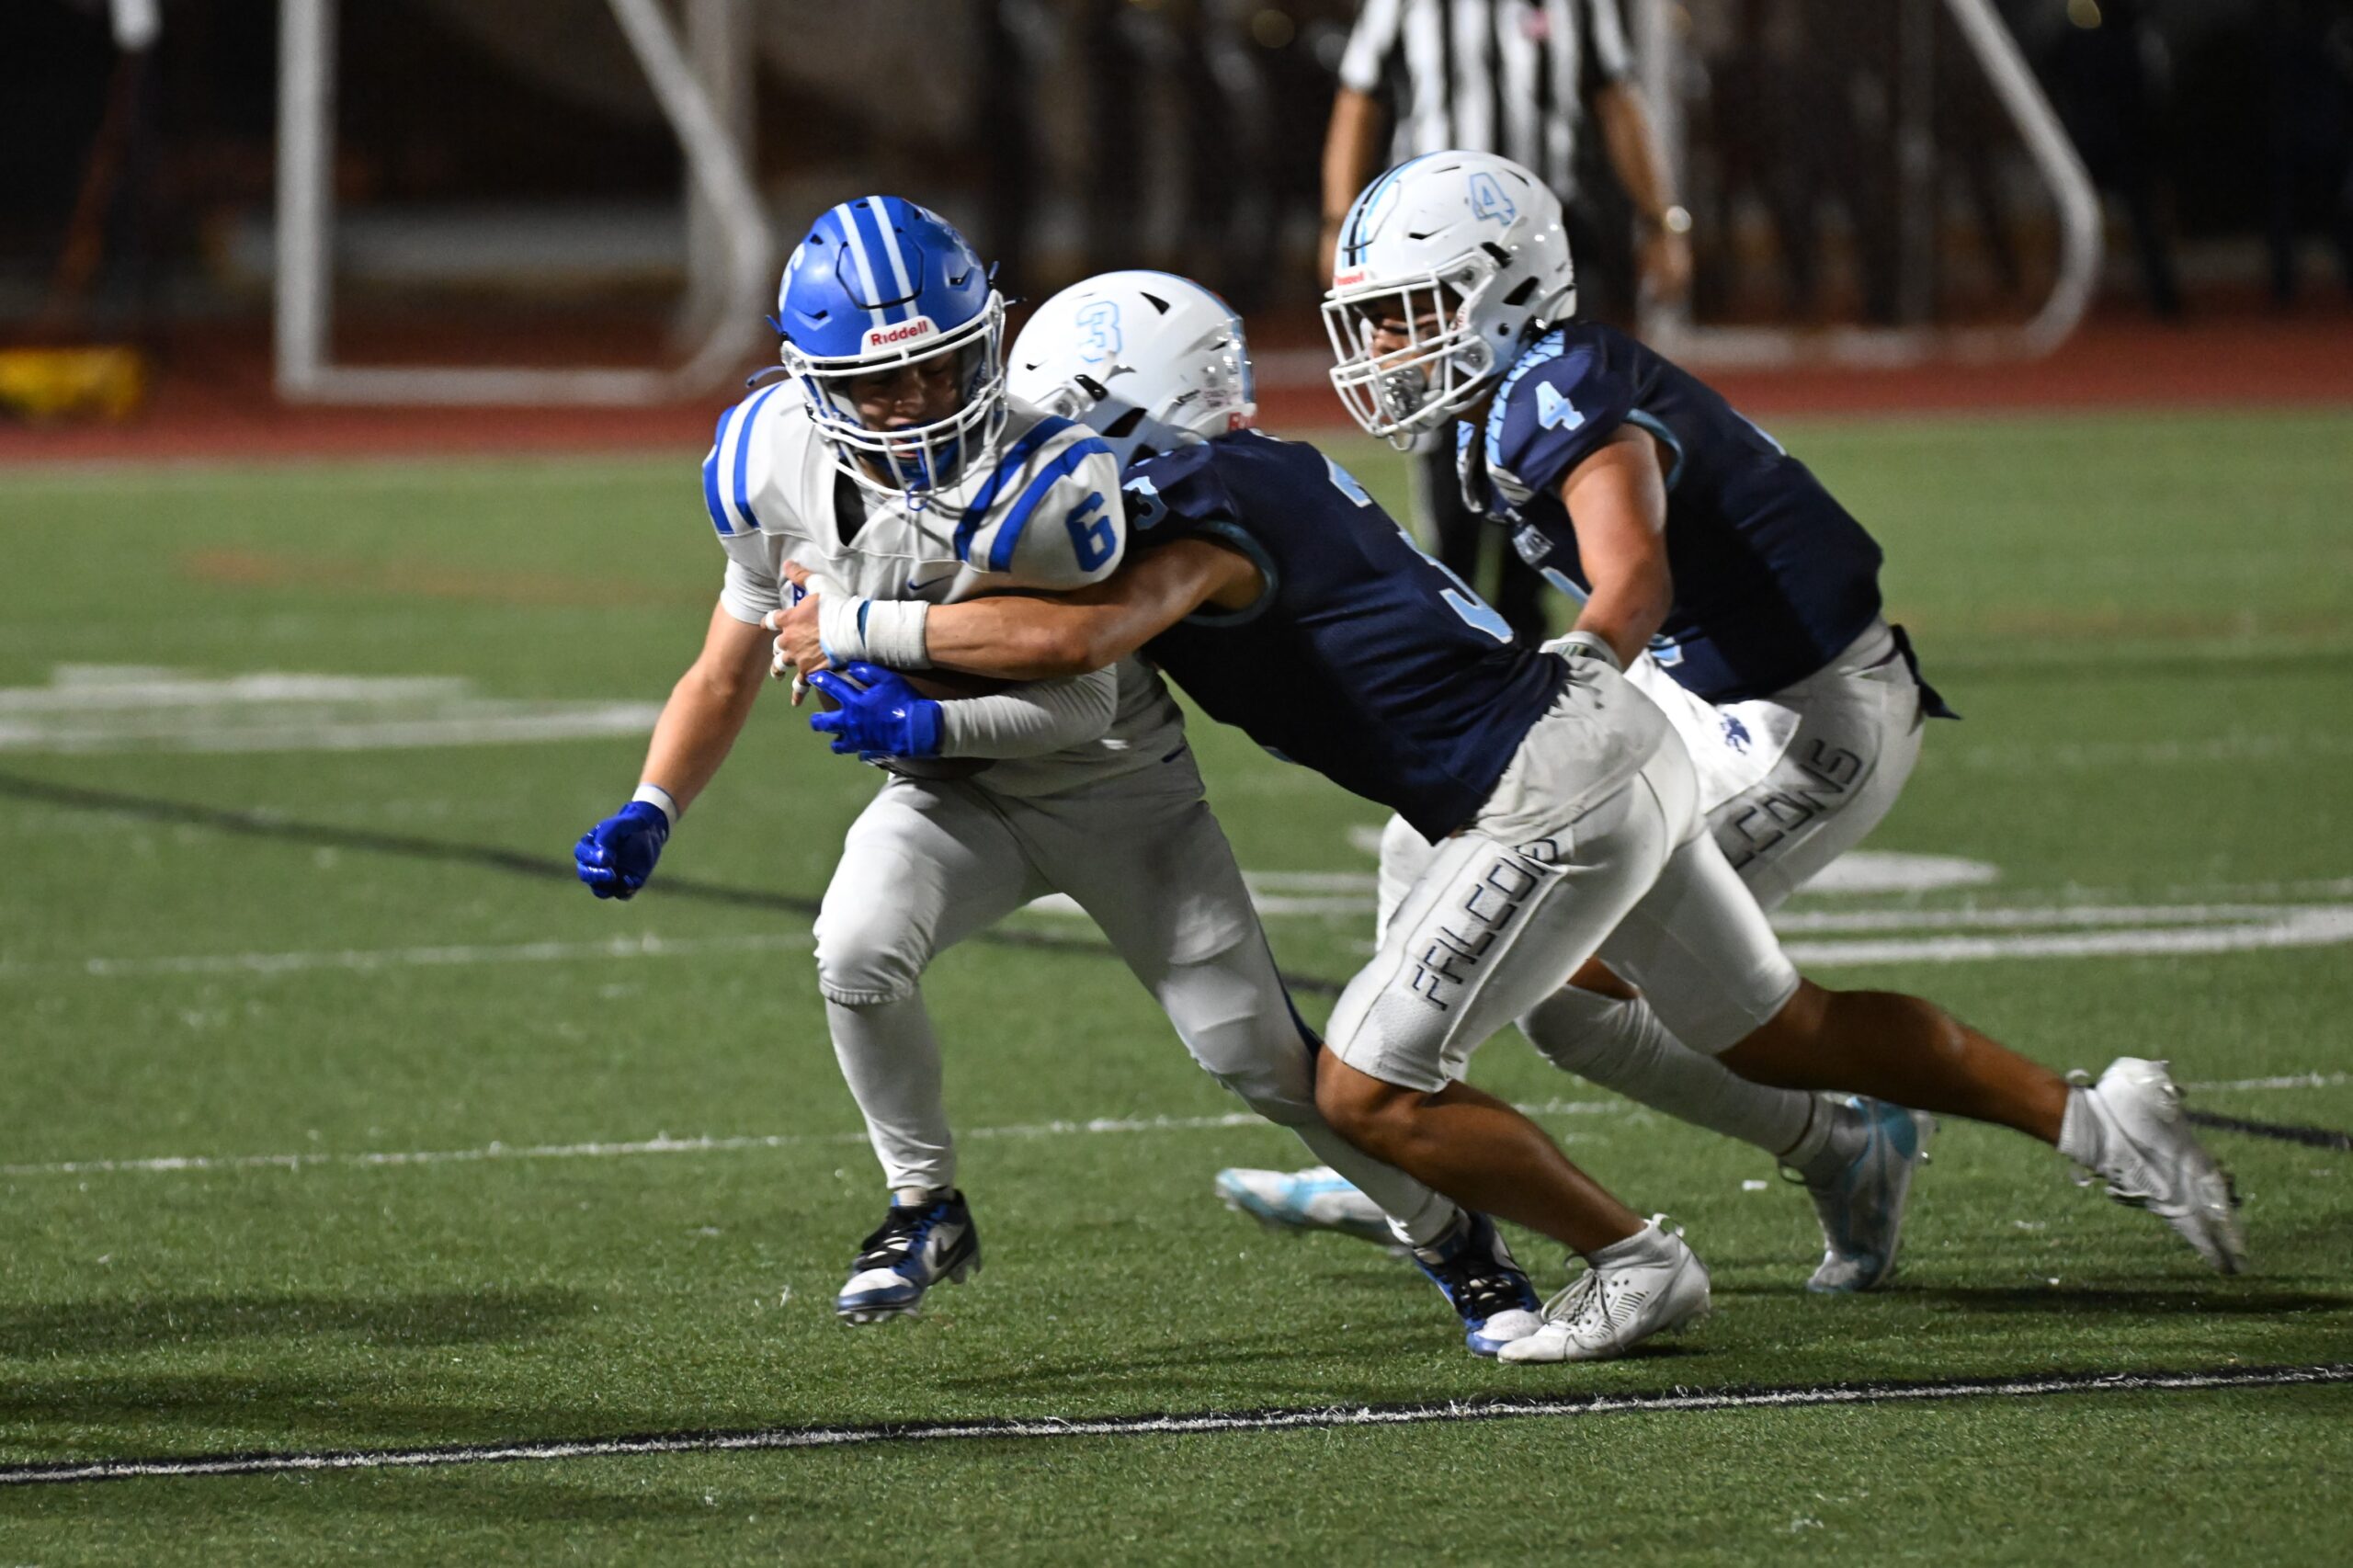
[1372,619,1929,1153]
[814,752,1456,1241]
[1328,658,1802,1093]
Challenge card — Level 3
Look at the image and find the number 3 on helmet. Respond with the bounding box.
[1006,269,1257,471]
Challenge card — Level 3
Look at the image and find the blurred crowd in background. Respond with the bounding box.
[4,0,2352,357]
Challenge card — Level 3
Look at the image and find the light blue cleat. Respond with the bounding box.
[1213,1165,1395,1246]
[1802,1096,1934,1293]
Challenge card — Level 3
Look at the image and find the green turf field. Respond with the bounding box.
[2,408,2348,1562]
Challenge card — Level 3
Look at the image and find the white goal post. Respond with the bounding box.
[273,0,773,405]
[1634,0,2104,369]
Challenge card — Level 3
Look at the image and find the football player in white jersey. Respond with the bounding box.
[574,199,1536,1347]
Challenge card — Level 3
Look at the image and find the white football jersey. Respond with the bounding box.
[700,386,1186,796]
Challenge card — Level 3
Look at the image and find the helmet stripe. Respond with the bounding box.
[1345,152,1439,265]
[830,202,892,329]
[847,199,911,325]
[866,196,918,308]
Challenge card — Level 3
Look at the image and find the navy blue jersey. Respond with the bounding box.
[1125,431,1567,841]
[1463,324,1886,703]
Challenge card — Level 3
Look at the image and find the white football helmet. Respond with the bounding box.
[1006,270,1256,469]
[1324,151,1576,446]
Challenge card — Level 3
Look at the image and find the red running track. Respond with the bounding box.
[2,306,2346,469]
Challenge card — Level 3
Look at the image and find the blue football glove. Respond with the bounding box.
[574,801,669,900]
[806,662,944,760]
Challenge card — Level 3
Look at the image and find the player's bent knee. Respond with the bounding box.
[1717,979,1827,1084]
[1188,1023,1318,1125]
[1313,1057,1414,1150]
[1211,1070,1316,1126]
[813,929,928,1007]
[1519,984,1633,1074]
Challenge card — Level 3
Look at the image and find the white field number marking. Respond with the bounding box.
[0,665,658,755]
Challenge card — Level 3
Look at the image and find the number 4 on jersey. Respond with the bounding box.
[1536,382,1583,432]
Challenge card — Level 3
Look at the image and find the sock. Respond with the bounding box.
[1290,1119,1461,1247]
[1786,1096,1872,1184]
[2057,1086,2105,1168]
[1520,985,1816,1159]
[825,994,956,1195]
[1587,1216,1666,1267]
[1408,1209,1470,1262]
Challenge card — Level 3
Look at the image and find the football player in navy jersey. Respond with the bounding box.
[777,269,2245,1362]
[1227,148,1967,1291]
[1304,149,2243,1293]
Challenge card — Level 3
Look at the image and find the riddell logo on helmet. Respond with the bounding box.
[865,317,939,351]
[1333,270,1369,289]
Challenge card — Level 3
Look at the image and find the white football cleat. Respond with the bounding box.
[2073,1058,2247,1274]
[1802,1096,1935,1293]
[1497,1216,1711,1365]
[1212,1165,1394,1246]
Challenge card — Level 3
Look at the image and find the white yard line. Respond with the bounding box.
[6,1365,2345,1487]
[0,670,471,711]
[2,931,813,982]
[9,901,2352,987]
[1782,906,2353,966]
[0,1071,2336,1184]
[1949,733,2353,770]
[0,705,663,755]
[2184,1072,2353,1093]
[0,665,663,755]
[0,1101,1625,1180]
[1769,902,2347,934]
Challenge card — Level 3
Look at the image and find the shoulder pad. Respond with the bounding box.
[1120,442,1239,538]
[1483,328,1635,504]
[700,381,797,539]
[953,414,1126,587]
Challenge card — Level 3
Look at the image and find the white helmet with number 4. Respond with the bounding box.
[1324,151,1576,446]
[1006,270,1256,470]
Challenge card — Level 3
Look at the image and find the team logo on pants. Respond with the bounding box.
[1722,740,1861,873]
[1408,852,1541,1011]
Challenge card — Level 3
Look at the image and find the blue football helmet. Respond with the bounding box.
[775,197,1008,497]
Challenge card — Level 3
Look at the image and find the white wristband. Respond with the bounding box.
[862,598,931,668]
[631,782,680,827]
[1554,630,1624,672]
[814,593,930,669]
[815,592,870,665]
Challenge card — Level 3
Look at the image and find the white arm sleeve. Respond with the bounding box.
[936,668,1119,760]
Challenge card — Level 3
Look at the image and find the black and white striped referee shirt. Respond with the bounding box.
[1338,0,1634,200]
